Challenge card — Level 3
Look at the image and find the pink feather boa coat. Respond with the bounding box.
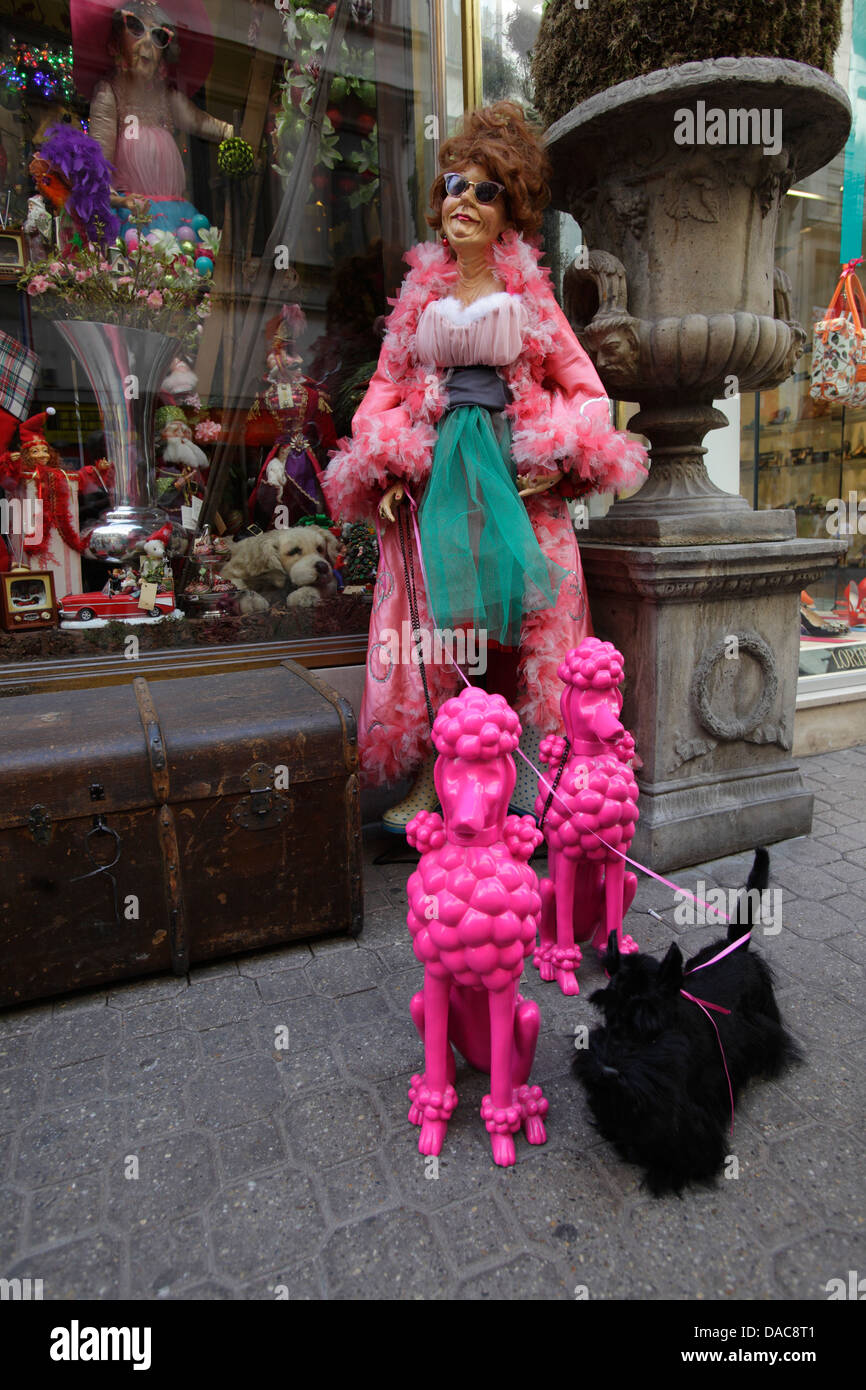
[323,231,647,786]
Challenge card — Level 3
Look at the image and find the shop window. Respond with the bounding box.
[0,0,440,681]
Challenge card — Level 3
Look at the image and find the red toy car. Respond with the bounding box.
[59,588,175,622]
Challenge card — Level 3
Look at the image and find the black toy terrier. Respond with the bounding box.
[574,849,800,1196]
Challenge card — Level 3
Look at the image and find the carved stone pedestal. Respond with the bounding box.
[580,537,845,872]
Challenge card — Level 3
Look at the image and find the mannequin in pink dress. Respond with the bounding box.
[73,1,231,235]
[323,103,647,830]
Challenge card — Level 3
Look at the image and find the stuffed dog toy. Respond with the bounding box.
[220,526,338,613]
[574,849,800,1195]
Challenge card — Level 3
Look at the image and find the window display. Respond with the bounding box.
[0,0,437,672]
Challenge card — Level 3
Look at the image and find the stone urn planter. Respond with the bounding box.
[548,57,850,544]
[543,58,851,869]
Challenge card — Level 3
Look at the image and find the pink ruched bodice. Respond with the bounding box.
[415,291,525,368]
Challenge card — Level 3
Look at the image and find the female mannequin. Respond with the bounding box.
[324,103,646,825]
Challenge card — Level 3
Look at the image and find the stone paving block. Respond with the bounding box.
[31,1008,121,1069]
[819,957,866,1009]
[341,1013,421,1085]
[187,1055,285,1132]
[43,1058,109,1106]
[277,1041,345,1098]
[171,1278,238,1298]
[433,1192,527,1273]
[457,1251,572,1299]
[26,1174,104,1249]
[242,1261,325,1299]
[319,1153,395,1224]
[0,1033,31,1072]
[842,846,866,869]
[124,1078,190,1143]
[178,976,261,1031]
[778,899,859,941]
[122,1000,182,1038]
[254,969,316,1005]
[0,1131,12,1183]
[321,1210,452,1299]
[305,949,383,998]
[0,1067,44,1132]
[380,965,425,1015]
[130,1217,216,1300]
[768,1124,862,1225]
[308,935,361,957]
[248,997,341,1055]
[0,1183,24,1265]
[773,1228,866,1301]
[195,1020,256,1063]
[15,1096,126,1188]
[626,1196,767,1300]
[282,1084,384,1169]
[236,945,312,978]
[210,1168,325,1282]
[5,1233,124,1300]
[823,931,866,968]
[107,976,188,1008]
[0,1002,54,1036]
[775,988,866,1047]
[216,1118,287,1183]
[765,860,846,902]
[106,1132,217,1229]
[187,959,240,983]
[336,987,397,1028]
[772,1046,861,1129]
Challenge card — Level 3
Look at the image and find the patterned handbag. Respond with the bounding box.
[845,274,866,407]
[810,270,866,404]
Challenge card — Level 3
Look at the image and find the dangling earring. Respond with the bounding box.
[442,233,449,246]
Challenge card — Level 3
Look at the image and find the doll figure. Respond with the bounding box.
[247,307,337,528]
[323,102,647,829]
[72,0,232,236]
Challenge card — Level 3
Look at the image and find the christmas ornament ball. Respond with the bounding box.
[218,137,255,177]
[195,257,213,277]
[192,213,210,234]
[176,224,194,243]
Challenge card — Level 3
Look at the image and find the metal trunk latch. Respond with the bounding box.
[27,803,52,844]
[233,762,289,831]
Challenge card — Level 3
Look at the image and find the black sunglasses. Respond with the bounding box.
[122,12,175,48]
[443,172,505,205]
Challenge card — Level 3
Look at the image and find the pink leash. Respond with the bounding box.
[403,489,752,1130]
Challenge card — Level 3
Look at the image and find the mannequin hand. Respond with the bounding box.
[379,483,405,523]
[518,470,563,498]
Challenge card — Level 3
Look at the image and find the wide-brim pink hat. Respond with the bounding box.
[71,0,217,100]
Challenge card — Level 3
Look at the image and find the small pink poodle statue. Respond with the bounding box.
[534,638,640,995]
[405,687,548,1167]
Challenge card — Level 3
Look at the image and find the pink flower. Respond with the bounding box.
[74,268,93,282]
[48,262,64,276]
[195,419,221,443]
[117,276,133,286]
[27,275,50,295]
[147,290,164,308]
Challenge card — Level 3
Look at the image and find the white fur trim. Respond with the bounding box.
[432,291,514,326]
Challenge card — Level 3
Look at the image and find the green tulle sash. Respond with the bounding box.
[418,405,566,647]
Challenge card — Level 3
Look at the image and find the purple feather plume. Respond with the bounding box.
[39,126,119,247]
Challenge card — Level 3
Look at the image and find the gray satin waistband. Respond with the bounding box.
[446,365,511,412]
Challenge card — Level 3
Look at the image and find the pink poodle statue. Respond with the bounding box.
[405,687,548,1167]
[534,638,640,996]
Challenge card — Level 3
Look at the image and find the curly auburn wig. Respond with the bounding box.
[427,101,551,239]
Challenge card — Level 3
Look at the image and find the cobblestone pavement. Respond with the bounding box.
[1,745,864,1301]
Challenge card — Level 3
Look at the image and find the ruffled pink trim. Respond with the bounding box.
[323,413,438,522]
[510,394,647,493]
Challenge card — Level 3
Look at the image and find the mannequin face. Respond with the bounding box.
[441,162,508,255]
[115,12,171,80]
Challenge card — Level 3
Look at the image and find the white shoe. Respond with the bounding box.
[382,754,439,835]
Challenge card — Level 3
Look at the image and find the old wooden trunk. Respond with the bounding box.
[0,659,362,1006]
